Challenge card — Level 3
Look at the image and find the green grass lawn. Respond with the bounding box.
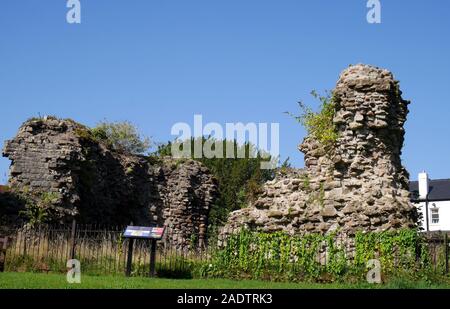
[0,272,449,289]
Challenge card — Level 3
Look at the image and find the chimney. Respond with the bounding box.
[418,171,429,199]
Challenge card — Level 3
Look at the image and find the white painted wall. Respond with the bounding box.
[418,172,429,199]
[415,200,450,231]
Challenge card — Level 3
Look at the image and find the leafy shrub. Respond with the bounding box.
[18,191,61,226]
[91,121,151,155]
[286,90,339,147]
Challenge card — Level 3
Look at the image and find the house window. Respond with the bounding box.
[431,207,439,224]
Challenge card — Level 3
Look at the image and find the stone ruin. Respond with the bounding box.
[221,64,418,237]
[2,118,217,247]
[1,64,419,246]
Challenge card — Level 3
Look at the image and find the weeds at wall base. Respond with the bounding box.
[196,229,449,285]
[4,228,449,285]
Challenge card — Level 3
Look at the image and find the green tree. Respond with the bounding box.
[154,138,275,233]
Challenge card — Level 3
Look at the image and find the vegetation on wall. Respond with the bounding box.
[155,138,276,234]
[26,116,152,156]
[12,117,275,232]
[286,90,339,147]
[90,121,152,155]
[74,120,151,155]
[17,191,62,227]
[3,224,448,286]
[198,229,442,283]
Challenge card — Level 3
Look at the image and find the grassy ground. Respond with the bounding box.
[0,272,449,289]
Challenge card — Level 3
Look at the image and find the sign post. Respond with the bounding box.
[125,238,134,277]
[123,226,165,278]
[149,239,157,277]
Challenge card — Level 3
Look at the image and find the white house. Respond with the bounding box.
[410,172,450,231]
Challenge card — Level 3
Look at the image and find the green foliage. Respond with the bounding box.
[201,229,435,283]
[154,138,275,232]
[40,192,60,206]
[202,230,347,281]
[18,192,60,227]
[4,228,448,286]
[26,117,151,155]
[189,233,199,248]
[286,90,339,147]
[278,157,292,176]
[19,203,48,227]
[90,121,152,155]
[302,174,311,190]
[74,127,96,143]
[353,229,427,273]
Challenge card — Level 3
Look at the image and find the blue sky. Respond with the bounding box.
[0,0,449,184]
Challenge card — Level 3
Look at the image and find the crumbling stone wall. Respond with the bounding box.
[222,64,417,237]
[2,118,217,247]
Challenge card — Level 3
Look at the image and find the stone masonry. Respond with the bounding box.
[2,118,217,247]
[222,64,418,237]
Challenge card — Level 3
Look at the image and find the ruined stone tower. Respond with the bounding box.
[2,118,217,247]
[222,64,417,237]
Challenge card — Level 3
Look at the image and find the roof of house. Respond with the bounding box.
[0,185,8,193]
[409,179,450,201]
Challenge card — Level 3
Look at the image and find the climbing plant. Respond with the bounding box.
[286,90,339,147]
[200,229,432,282]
